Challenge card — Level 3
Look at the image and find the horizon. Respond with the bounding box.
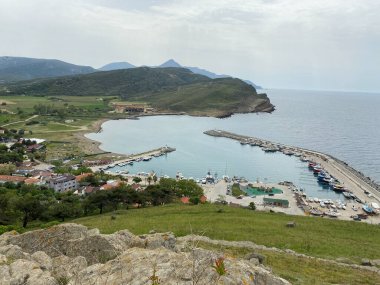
[0,0,379,93]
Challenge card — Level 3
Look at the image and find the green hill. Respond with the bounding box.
[1,67,273,116]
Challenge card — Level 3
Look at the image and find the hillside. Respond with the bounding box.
[0,56,96,82]
[1,67,273,116]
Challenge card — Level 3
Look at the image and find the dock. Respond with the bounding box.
[204,129,380,207]
[90,146,176,172]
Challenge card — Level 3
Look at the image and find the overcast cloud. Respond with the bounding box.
[0,0,379,92]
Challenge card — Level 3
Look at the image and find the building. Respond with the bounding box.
[0,175,27,184]
[49,174,78,192]
[113,103,146,113]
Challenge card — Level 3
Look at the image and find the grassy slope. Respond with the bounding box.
[199,242,380,285]
[73,203,380,262]
[1,67,270,115]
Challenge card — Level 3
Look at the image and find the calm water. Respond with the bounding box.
[86,89,380,200]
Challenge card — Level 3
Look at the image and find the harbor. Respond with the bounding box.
[204,129,380,223]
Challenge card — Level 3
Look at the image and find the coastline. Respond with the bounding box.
[204,130,380,202]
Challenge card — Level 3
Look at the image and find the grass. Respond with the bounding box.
[0,95,122,160]
[197,242,380,285]
[231,183,246,197]
[73,203,380,263]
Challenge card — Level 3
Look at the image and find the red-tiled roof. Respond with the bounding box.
[24,178,40,185]
[0,175,27,183]
[180,197,190,204]
[76,173,92,182]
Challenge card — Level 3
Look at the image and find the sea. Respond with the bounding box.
[86,89,380,200]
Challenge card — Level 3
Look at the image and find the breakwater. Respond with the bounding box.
[204,130,380,198]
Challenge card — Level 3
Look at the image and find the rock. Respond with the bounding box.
[139,232,176,251]
[245,252,266,264]
[371,259,380,266]
[361,258,372,266]
[31,251,52,270]
[0,264,11,282]
[71,247,290,285]
[336,257,355,264]
[286,221,296,227]
[0,245,30,261]
[52,255,87,280]
[0,253,8,264]
[249,257,260,266]
[8,223,89,257]
[8,258,57,284]
[149,230,156,234]
[0,230,19,247]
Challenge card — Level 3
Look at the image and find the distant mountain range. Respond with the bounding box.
[99,59,262,89]
[0,56,96,82]
[0,56,261,89]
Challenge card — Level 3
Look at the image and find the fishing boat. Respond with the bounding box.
[310,209,323,216]
[308,162,316,169]
[332,183,345,192]
[300,156,308,162]
[362,204,374,214]
[313,166,323,174]
[326,211,340,218]
[342,192,352,199]
[142,156,152,161]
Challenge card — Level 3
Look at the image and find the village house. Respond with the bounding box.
[0,175,27,184]
[48,174,78,192]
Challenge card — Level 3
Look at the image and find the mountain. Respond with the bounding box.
[159,59,182,68]
[159,59,262,89]
[1,67,273,116]
[0,56,96,82]
[99,61,136,71]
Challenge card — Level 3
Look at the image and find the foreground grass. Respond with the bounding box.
[73,203,380,263]
[197,242,380,285]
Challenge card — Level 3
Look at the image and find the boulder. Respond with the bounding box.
[71,247,290,285]
[31,251,52,270]
[245,252,266,264]
[8,259,57,285]
[0,245,30,261]
[8,223,89,257]
[361,258,372,266]
[52,255,87,280]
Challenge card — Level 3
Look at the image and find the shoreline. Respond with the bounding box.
[78,108,275,158]
[204,129,380,195]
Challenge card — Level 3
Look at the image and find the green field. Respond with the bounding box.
[73,203,380,284]
[73,203,380,262]
[0,95,121,160]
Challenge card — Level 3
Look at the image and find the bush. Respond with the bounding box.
[40,221,60,229]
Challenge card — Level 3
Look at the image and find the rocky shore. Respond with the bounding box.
[0,224,290,285]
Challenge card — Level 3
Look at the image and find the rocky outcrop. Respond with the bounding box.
[0,224,290,285]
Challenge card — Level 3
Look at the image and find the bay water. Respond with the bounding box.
[86,89,380,200]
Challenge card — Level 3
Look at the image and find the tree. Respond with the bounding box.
[249,202,256,211]
[153,175,158,184]
[14,194,44,228]
[147,176,152,185]
[133,176,142,183]
[87,190,109,214]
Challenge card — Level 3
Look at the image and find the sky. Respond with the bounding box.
[0,0,379,92]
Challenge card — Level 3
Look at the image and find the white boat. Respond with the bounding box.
[142,156,152,161]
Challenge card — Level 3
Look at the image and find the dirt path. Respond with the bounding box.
[1,114,39,127]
